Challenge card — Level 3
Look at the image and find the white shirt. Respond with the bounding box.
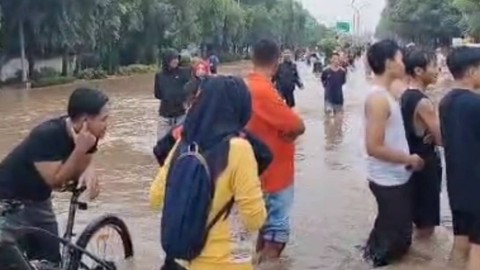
[364,86,412,186]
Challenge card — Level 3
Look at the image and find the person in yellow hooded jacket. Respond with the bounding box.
[150,75,267,270]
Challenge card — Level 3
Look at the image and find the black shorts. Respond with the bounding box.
[452,210,480,244]
[411,154,442,229]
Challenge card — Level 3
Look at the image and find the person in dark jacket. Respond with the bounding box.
[208,52,220,75]
[154,49,190,139]
[273,50,304,108]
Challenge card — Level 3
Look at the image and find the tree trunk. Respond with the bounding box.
[61,48,69,76]
[26,50,35,80]
[19,22,27,83]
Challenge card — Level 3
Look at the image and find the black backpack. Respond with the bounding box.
[161,141,234,265]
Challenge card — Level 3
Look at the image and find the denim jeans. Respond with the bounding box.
[261,185,294,244]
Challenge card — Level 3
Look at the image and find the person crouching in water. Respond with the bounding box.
[273,50,304,108]
[400,48,443,240]
[150,76,268,270]
[363,40,424,267]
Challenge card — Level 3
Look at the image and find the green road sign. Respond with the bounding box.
[336,21,351,33]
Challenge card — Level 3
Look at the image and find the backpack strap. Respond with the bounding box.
[205,198,235,233]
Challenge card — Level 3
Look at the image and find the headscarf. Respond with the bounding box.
[170,75,252,181]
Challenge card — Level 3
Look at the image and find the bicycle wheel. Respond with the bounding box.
[67,215,134,270]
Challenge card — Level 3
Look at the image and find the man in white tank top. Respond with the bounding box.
[362,40,425,267]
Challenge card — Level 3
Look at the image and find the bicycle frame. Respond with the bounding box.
[60,186,116,270]
[0,187,116,270]
[60,186,86,267]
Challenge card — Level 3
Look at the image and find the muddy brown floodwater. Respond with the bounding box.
[0,61,456,269]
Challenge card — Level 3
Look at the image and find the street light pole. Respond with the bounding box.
[351,0,357,35]
[350,0,370,35]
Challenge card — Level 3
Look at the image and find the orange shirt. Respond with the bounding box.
[246,72,303,193]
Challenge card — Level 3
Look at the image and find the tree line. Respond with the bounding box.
[0,0,336,82]
[375,0,480,46]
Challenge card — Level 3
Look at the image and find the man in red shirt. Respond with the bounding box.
[246,39,305,261]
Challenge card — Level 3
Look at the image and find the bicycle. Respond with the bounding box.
[0,185,134,270]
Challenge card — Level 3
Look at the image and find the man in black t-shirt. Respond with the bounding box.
[321,53,347,115]
[439,46,480,269]
[0,88,109,267]
[401,48,442,239]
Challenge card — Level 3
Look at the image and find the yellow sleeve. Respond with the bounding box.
[230,138,267,232]
[149,144,178,210]
[149,165,168,210]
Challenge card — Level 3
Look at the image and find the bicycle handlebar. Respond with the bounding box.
[60,180,87,194]
[0,184,87,217]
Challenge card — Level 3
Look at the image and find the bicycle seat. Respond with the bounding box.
[0,200,24,217]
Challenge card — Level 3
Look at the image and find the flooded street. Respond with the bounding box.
[0,61,455,269]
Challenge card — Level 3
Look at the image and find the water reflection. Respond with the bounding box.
[323,112,344,151]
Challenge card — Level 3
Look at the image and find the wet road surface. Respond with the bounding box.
[0,61,456,269]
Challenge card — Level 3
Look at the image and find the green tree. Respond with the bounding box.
[376,0,462,46]
[0,0,335,83]
[453,0,480,39]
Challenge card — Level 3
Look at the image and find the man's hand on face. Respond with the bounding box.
[77,166,100,200]
[71,121,97,154]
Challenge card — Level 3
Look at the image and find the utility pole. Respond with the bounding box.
[351,0,357,35]
[19,21,27,83]
[350,0,370,36]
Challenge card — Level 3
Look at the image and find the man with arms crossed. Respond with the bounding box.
[0,88,108,268]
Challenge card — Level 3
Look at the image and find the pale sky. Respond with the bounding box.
[299,0,385,33]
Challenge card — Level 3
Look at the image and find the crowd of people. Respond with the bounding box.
[2,34,480,270]
[152,39,305,269]
[364,39,480,270]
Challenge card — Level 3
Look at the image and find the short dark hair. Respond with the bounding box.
[252,39,280,67]
[404,48,436,76]
[447,46,480,79]
[68,88,109,120]
[367,39,401,75]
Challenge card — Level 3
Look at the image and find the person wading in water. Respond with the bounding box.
[401,47,443,240]
[150,76,267,270]
[439,46,480,270]
[363,39,424,267]
[246,39,305,262]
[273,50,304,108]
[154,49,190,139]
[321,52,347,116]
